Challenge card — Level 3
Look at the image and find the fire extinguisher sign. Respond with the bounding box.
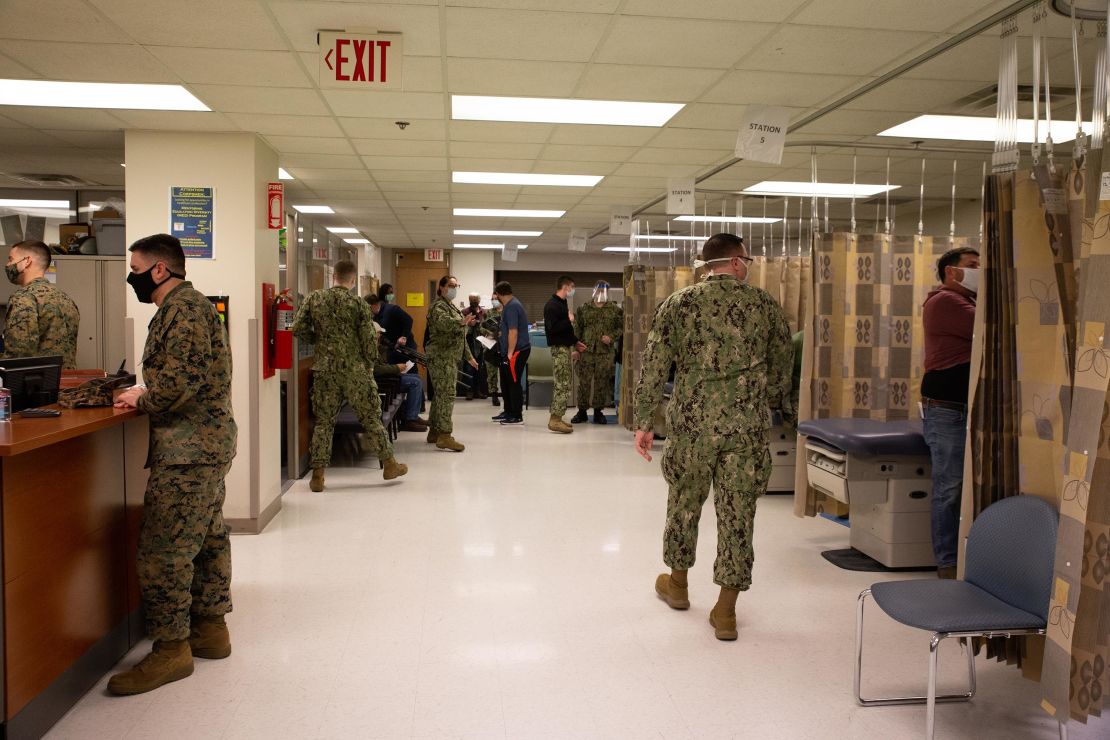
[267,182,284,230]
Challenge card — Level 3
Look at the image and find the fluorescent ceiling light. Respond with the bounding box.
[454,208,565,218]
[633,235,708,242]
[742,181,899,199]
[454,229,542,237]
[326,227,359,234]
[278,168,294,180]
[674,215,781,224]
[0,198,70,208]
[0,78,209,111]
[452,95,683,127]
[344,238,370,244]
[878,114,1095,143]
[453,243,530,250]
[603,247,677,253]
[292,205,334,214]
[453,171,603,187]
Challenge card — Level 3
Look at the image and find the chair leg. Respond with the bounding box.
[927,634,941,740]
[854,588,870,705]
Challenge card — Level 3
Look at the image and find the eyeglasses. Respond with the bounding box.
[737,255,753,266]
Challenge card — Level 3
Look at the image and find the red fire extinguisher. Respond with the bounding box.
[270,290,295,370]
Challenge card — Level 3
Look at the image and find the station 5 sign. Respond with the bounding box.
[319,31,403,90]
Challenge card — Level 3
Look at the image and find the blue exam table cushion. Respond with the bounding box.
[797,418,929,457]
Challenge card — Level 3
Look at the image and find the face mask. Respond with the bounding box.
[446,287,458,301]
[5,259,24,285]
[957,267,979,295]
[693,256,748,282]
[127,264,181,304]
[566,288,575,298]
[386,293,395,303]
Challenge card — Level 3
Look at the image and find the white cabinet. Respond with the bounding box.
[52,256,126,370]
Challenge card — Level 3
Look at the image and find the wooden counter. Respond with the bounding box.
[0,407,148,740]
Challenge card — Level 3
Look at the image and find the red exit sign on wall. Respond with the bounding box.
[319,32,403,90]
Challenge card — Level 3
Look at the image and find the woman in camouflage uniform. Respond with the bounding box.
[425,275,478,451]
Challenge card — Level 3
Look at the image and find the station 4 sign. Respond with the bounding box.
[319,32,403,90]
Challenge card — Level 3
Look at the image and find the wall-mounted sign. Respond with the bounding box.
[319,31,403,90]
[267,182,284,230]
[406,292,424,307]
[502,244,518,262]
[170,186,215,259]
[425,248,444,262]
[734,104,789,165]
[609,206,632,235]
[313,246,329,261]
[666,178,695,215]
[568,228,588,252]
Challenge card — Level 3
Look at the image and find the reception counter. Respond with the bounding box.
[0,407,148,740]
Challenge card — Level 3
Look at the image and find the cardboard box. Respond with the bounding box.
[58,223,90,252]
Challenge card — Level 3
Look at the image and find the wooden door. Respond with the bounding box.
[394,250,450,353]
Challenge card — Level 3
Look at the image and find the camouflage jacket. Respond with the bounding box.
[426,296,474,363]
[634,275,795,437]
[3,277,81,369]
[574,301,623,355]
[138,282,237,466]
[292,286,376,374]
[480,305,502,339]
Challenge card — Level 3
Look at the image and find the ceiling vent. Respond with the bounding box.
[2,172,101,187]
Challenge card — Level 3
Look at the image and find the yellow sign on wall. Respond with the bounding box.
[406,292,424,307]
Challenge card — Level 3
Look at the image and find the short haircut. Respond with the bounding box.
[378,283,394,301]
[494,280,513,296]
[556,274,575,290]
[11,239,51,270]
[936,246,979,282]
[366,294,382,307]
[333,260,357,283]
[129,233,186,273]
[700,232,745,263]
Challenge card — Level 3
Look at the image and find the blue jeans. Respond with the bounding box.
[922,404,967,568]
[399,372,424,421]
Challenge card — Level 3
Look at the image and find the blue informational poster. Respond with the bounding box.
[170,186,214,259]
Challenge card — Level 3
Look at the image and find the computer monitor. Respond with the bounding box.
[0,355,63,411]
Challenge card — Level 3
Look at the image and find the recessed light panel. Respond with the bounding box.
[453,229,543,237]
[452,95,683,127]
[0,79,209,111]
[878,114,1094,143]
[453,171,603,187]
[453,208,565,218]
[292,205,335,214]
[742,182,899,199]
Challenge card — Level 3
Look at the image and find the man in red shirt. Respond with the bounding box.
[921,246,979,579]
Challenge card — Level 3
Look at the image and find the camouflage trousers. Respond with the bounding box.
[311,370,392,468]
[428,355,458,434]
[550,345,573,417]
[485,355,500,393]
[139,462,233,641]
[661,431,772,590]
[575,351,615,410]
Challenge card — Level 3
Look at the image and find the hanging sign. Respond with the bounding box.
[425,248,444,262]
[666,178,695,215]
[609,206,632,235]
[568,228,588,252]
[734,105,790,164]
[319,32,403,90]
[502,244,519,262]
[170,186,215,259]
[267,182,284,230]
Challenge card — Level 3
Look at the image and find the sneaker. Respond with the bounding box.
[491,412,507,422]
[500,417,524,425]
[570,408,589,424]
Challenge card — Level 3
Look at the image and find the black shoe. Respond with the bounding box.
[491,412,507,422]
[593,409,608,425]
[500,417,524,425]
[491,394,501,407]
[571,409,589,424]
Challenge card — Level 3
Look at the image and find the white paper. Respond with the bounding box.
[666,178,696,215]
[403,361,415,372]
[734,104,789,165]
[373,321,385,333]
[502,244,518,262]
[609,206,632,235]
[568,228,588,252]
[477,336,497,350]
[1100,172,1110,202]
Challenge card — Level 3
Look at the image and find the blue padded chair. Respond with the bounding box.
[854,495,1059,739]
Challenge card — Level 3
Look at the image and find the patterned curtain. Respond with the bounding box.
[747,256,811,334]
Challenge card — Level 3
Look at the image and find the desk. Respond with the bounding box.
[0,407,148,740]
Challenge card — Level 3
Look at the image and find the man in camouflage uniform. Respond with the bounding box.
[572,281,623,425]
[293,261,408,491]
[109,234,237,695]
[483,299,502,406]
[634,233,794,641]
[544,275,586,434]
[425,275,479,451]
[3,239,80,368]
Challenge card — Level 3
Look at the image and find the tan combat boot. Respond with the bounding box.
[436,434,465,452]
[548,414,573,434]
[310,468,325,492]
[709,605,738,641]
[382,457,408,480]
[426,428,440,444]
[107,639,193,695]
[189,615,231,659]
[654,573,690,610]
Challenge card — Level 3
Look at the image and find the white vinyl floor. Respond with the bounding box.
[47,402,1102,740]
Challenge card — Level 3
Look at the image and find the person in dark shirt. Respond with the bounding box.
[372,284,415,365]
[921,246,979,579]
[543,275,587,434]
[492,281,530,425]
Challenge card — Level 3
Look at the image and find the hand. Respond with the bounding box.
[114,385,147,409]
[601,335,611,345]
[575,341,587,352]
[568,312,575,323]
[571,351,581,362]
[469,358,479,369]
[397,337,408,347]
[396,363,407,371]
[635,430,655,462]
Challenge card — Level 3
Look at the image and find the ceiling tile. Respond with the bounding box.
[702,70,860,107]
[842,78,988,114]
[526,160,618,176]
[41,129,124,148]
[280,153,365,170]
[0,0,124,43]
[0,129,74,147]
[445,58,585,96]
[190,85,329,116]
[353,138,448,156]
[0,51,40,78]
[548,125,659,147]
[667,103,756,131]
[444,7,608,62]
[378,180,450,192]
[303,181,381,192]
[226,113,344,136]
[648,128,738,150]
[340,117,446,139]
[449,121,554,144]
[88,0,288,50]
[574,64,722,102]
[148,47,313,87]
[402,56,444,92]
[792,0,1000,33]
[901,37,1003,82]
[538,144,638,162]
[267,1,442,56]
[0,107,126,131]
[594,16,776,69]
[620,0,808,22]
[322,90,444,119]
[0,41,177,83]
[449,141,544,159]
[741,26,936,77]
[262,135,355,154]
[111,110,239,131]
[360,169,448,182]
[612,162,701,178]
[363,155,447,170]
[793,109,910,138]
[629,148,723,166]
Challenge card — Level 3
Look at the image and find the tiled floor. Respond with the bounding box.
[48,402,1100,739]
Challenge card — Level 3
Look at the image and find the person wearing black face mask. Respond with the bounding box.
[2,239,81,368]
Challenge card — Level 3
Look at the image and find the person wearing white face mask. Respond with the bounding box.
[425,274,479,451]
[921,246,980,580]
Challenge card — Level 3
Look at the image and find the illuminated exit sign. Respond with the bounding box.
[319,32,403,90]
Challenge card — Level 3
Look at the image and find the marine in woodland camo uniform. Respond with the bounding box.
[634,274,795,590]
[426,294,474,435]
[293,285,392,467]
[573,300,623,411]
[482,303,502,395]
[3,277,81,368]
[137,282,238,641]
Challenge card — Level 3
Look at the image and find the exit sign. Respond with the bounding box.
[319,32,403,90]
[425,248,444,262]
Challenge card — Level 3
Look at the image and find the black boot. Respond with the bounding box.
[491,393,501,407]
[571,408,588,424]
[593,409,608,425]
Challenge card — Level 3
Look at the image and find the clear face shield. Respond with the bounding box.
[593,281,610,304]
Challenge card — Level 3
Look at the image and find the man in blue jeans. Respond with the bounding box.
[921,246,979,579]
